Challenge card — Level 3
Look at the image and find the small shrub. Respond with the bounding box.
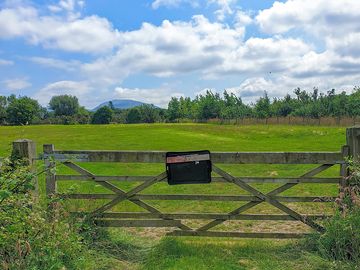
[0,158,88,269]
[306,158,360,263]
[310,210,360,262]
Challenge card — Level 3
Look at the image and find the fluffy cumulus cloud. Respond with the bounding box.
[0,3,119,53]
[33,80,92,106]
[256,0,360,36]
[253,0,360,91]
[81,15,245,85]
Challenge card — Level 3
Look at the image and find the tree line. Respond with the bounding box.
[0,94,166,125]
[168,87,360,121]
[0,86,359,125]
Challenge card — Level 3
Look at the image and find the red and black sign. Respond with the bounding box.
[166,150,212,185]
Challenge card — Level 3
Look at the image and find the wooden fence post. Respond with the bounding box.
[344,126,360,193]
[12,139,38,198]
[43,144,56,197]
[346,127,360,160]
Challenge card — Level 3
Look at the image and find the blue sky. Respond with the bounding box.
[0,0,359,108]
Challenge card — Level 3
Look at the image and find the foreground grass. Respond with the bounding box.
[0,124,353,269]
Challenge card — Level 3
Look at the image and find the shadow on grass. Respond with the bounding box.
[83,227,152,265]
[142,237,356,270]
[81,226,358,270]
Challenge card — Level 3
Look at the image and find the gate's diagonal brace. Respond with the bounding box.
[92,172,164,214]
[63,162,191,231]
[197,164,334,231]
[211,166,324,232]
[198,164,333,231]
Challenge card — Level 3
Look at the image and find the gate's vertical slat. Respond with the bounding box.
[340,145,350,189]
[44,144,56,197]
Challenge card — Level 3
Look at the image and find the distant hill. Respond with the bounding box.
[92,99,147,111]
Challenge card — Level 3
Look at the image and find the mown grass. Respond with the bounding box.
[0,123,355,269]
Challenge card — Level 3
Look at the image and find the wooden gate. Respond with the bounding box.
[42,130,358,239]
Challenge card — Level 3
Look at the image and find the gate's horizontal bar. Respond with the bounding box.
[73,212,330,221]
[167,231,310,238]
[46,150,344,164]
[61,193,336,202]
[55,175,342,184]
[94,219,181,227]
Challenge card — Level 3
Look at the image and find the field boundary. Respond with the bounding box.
[9,127,360,239]
[189,116,360,127]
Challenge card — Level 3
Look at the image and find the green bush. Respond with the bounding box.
[0,158,88,269]
[306,158,360,263]
[309,210,360,262]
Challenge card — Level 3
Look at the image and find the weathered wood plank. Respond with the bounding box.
[94,219,181,227]
[55,174,341,184]
[167,231,310,238]
[44,144,56,196]
[61,193,336,202]
[47,151,344,164]
[73,212,330,221]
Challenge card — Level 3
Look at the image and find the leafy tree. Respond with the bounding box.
[348,87,360,117]
[138,104,160,123]
[167,97,180,121]
[91,106,113,124]
[254,92,271,118]
[0,96,7,124]
[126,107,142,124]
[49,95,79,116]
[196,90,222,119]
[6,96,41,125]
[76,106,91,124]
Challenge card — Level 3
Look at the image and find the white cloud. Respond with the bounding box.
[33,80,92,106]
[82,15,245,85]
[48,0,85,20]
[256,0,360,37]
[2,78,31,90]
[0,59,13,66]
[115,87,184,108]
[234,10,252,27]
[209,0,237,21]
[206,37,311,78]
[0,5,119,53]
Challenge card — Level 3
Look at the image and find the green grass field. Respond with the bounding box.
[0,124,355,269]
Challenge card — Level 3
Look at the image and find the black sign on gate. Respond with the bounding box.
[166,150,212,185]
